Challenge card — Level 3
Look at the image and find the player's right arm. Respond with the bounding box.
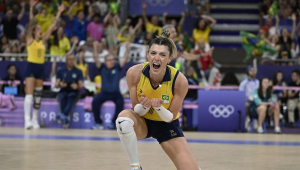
[127,64,143,108]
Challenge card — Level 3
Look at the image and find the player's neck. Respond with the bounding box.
[149,69,165,87]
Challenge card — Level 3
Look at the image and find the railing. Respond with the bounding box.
[260,58,300,65]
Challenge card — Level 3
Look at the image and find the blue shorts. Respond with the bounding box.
[25,62,44,80]
[145,118,184,144]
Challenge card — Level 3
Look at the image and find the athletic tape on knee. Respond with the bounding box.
[33,87,43,109]
[116,117,134,134]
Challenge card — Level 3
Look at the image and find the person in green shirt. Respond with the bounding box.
[250,77,281,134]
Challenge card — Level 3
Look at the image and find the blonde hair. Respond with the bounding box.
[149,30,177,58]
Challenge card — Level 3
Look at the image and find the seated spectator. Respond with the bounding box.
[272,71,287,103]
[0,2,25,40]
[287,70,300,127]
[142,1,162,35]
[239,65,259,131]
[50,26,71,60]
[193,15,216,50]
[1,64,24,96]
[55,54,84,128]
[250,78,281,134]
[87,14,105,41]
[93,75,102,95]
[185,66,198,100]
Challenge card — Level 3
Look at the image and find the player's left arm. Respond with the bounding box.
[168,72,189,121]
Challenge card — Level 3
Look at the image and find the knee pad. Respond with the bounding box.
[33,87,43,109]
[116,117,134,134]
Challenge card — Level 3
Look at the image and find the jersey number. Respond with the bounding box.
[37,49,42,58]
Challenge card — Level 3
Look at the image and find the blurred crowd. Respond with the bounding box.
[259,0,300,65]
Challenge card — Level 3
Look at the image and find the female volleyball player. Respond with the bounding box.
[24,0,65,129]
[116,30,200,170]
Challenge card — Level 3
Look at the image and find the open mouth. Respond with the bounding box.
[153,63,160,70]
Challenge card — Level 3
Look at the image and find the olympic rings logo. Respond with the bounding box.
[208,105,235,118]
[146,0,172,7]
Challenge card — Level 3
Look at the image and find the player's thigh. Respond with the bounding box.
[118,109,148,139]
[34,79,43,87]
[25,77,35,95]
[161,137,199,170]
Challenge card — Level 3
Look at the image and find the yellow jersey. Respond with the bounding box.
[27,39,46,64]
[136,62,180,121]
[50,37,71,57]
[145,22,162,36]
[76,63,87,78]
[193,26,211,44]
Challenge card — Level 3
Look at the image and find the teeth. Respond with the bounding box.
[153,63,160,66]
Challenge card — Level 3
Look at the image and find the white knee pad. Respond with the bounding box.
[116,117,134,134]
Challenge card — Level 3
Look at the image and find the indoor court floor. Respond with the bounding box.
[0,128,299,170]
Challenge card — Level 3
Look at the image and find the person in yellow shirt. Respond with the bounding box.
[24,0,65,130]
[93,75,102,94]
[142,1,162,36]
[116,18,142,43]
[192,15,216,49]
[50,26,71,59]
[35,8,55,34]
[115,30,200,170]
[76,51,90,81]
[69,0,84,16]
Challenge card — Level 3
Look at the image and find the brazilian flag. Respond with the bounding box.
[109,2,119,14]
[183,33,191,52]
[240,31,277,60]
[269,1,278,16]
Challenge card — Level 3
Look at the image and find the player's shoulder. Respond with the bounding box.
[173,71,188,91]
[126,63,143,84]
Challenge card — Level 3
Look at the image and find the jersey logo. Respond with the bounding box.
[72,74,77,78]
[162,95,170,103]
[138,89,143,97]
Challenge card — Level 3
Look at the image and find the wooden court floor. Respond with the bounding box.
[0,128,299,170]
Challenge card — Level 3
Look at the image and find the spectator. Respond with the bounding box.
[272,71,287,104]
[91,41,130,130]
[193,15,216,50]
[103,11,119,49]
[0,1,25,40]
[221,72,239,86]
[199,0,210,15]
[263,34,280,60]
[239,65,259,131]
[85,40,109,63]
[0,0,6,13]
[259,0,272,18]
[278,14,296,59]
[188,0,201,17]
[250,78,281,134]
[116,18,142,43]
[55,54,84,128]
[185,66,198,100]
[195,40,214,79]
[18,32,26,54]
[142,1,162,36]
[76,51,90,81]
[86,14,105,41]
[35,8,55,34]
[50,26,71,60]
[287,70,300,127]
[59,18,72,38]
[85,36,94,52]
[1,64,24,96]
[68,0,84,16]
[93,0,108,16]
[278,0,293,18]
[68,2,93,41]
[0,35,10,52]
[162,12,185,35]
